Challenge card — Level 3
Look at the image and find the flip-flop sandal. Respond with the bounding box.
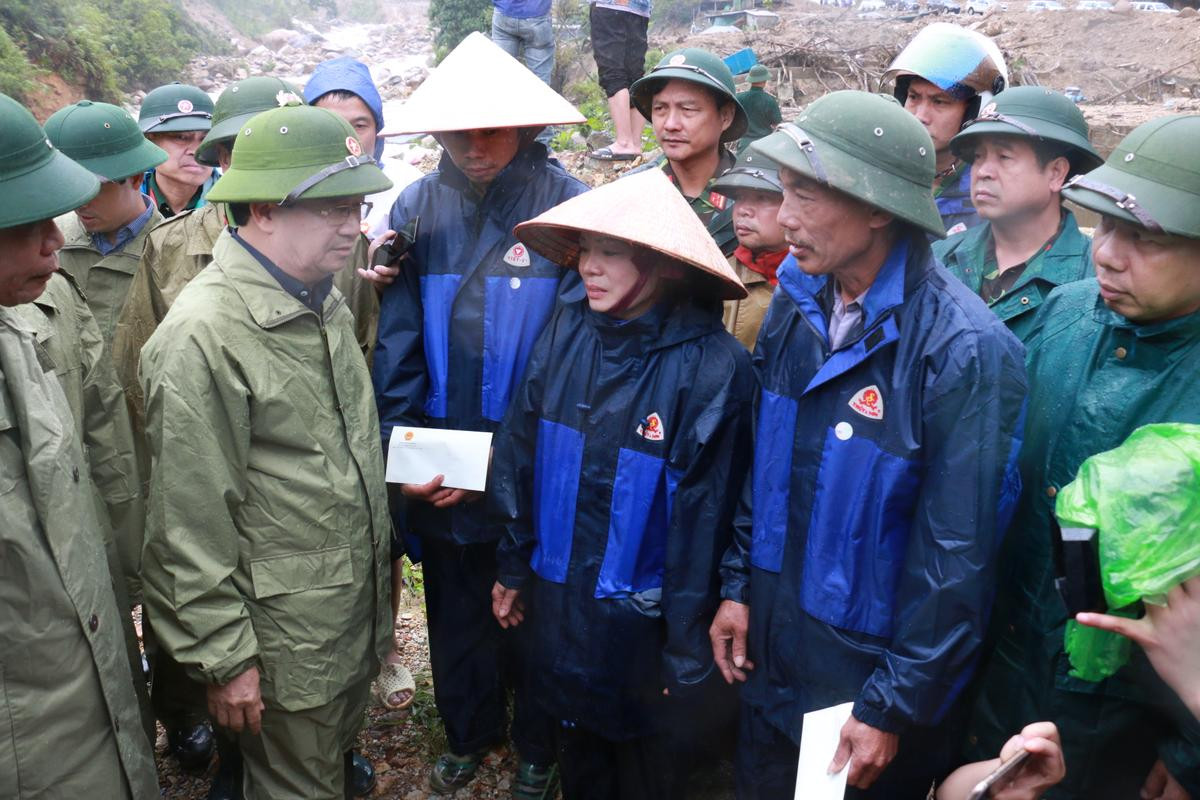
[586,146,639,162]
[372,661,416,710]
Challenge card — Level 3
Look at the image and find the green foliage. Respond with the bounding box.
[651,0,704,27]
[428,0,493,62]
[0,27,38,102]
[0,0,218,101]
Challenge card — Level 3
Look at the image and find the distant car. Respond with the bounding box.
[1075,0,1112,8]
[965,0,1008,12]
[1063,86,1086,102]
[928,0,962,12]
[1132,1,1178,10]
[886,0,922,8]
[1027,0,1066,9]
[859,0,887,9]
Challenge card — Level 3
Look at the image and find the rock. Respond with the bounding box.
[249,45,271,59]
[1111,0,1134,13]
[198,77,217,91]
[587,131,614,150]
[261,28,300,51]
[1180,6,1197,16]
[375,760,391,774]
[234,67,249,80]
[569,131,588,149]
[403,790,425,800]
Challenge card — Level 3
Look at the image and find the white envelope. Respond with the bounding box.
[795,701,855,800]
[385,426,493,491]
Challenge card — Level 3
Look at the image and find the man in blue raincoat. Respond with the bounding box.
[370,33,588,797]
[709,91,1027,798]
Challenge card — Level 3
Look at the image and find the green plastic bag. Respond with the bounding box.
[1055,422,1200,681]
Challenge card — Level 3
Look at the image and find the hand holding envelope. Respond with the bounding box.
[385,427,494,505]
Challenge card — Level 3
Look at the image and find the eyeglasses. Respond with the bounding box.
[301,201,373,227]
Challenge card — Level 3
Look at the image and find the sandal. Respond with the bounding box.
[586,146,639,162]
[371,661,416,710]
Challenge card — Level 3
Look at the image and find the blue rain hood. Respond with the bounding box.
[305,56,386,160]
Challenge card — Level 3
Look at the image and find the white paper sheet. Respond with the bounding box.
[795,701,855,800]
[385,426,493,491]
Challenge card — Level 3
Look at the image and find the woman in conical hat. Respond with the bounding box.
[369,30,589,798]
[489,169,752,800]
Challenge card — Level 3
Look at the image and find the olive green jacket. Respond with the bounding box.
[113,206,378,444]
[966,280,1200,796]
[139,231,391,711]
[0,306,158,798]
[13,272,145,596]
[932,209,1093,344]
[55,207,164,350]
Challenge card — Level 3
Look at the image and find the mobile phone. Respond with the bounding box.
[1052,519,1106,615]
[371,216,420,268]
[965,748,1032,800]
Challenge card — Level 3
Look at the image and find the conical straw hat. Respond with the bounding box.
[380,32,585,136]
[515,169,748,300]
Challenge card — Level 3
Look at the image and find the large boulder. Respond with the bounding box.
[261,28,300,51]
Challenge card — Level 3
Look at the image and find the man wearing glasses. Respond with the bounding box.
[138,82,218,218]
[139,102,395,799]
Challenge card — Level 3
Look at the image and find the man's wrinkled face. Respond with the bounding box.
[75,178,143,234]
[776,168,883,277]
[650,79,734,165]
[1092,214,1200,323]
[148,130,213,187]
[0,218,64,306]
[439,128,522,188]
[268,195,367,281]
[965,135,1068,222]
[730,187,786,253]
[903,78,970,157]
[315,93,377,158]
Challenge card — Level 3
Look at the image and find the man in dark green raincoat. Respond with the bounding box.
[933,86,1104,342]
[966,113,1200,799]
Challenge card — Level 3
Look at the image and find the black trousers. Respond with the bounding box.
[735,703,958,799]
[421,536,555,763]
[556,722,684,800]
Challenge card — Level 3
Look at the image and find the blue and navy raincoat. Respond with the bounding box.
[492,297,755,740]
[720,231,1027,743]
[373,144,588,544]
[935,161,982,237]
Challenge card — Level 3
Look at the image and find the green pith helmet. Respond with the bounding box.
[0,92,99,229]
[750,90,944,237]
[206,103,392,205]
[138,82,214,133]
[711,150,782,199]
[748,64,770,84]
[630,48,749,143]
[951,86,1102,176]
[45,100,167,181]
[197,77,305,167]
[1062,114,1200,240]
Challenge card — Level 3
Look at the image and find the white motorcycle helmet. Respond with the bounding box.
[883,23,1009,121]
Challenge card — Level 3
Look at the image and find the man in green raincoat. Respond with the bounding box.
[965,114,1200,799]
[139,102,394,799]
[933,87,1103,343]
[0,90,158,800]
[45,100,168,351]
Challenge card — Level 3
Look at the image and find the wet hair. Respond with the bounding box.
[629,244,725,312]
[228,202,251,226]
[311,89,365,107]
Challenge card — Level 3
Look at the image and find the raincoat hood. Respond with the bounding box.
[305,56,386,161]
